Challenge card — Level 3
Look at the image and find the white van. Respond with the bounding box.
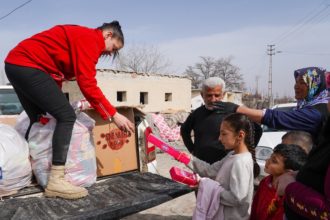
[255,102,297,182]
[0,85,23,125]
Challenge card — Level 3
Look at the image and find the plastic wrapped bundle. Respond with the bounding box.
[0,124,32,197]
[15,111,97,188]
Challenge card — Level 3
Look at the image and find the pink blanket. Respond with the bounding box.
[151,113,180,141]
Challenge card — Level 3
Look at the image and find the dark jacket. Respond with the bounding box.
[181,105,229,164]
[285,117,330,219]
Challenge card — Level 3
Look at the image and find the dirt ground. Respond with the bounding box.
[122,148,196,220]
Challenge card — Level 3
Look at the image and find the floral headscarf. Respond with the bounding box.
[294,67,329,109]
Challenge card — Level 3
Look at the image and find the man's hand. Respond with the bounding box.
[212,101,239,114]
[112,112,135,133]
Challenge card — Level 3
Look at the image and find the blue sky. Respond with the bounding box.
[1,0,330,97]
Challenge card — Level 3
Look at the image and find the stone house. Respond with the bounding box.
[62,69,191,112]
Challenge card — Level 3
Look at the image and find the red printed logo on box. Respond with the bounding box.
[97,129,131,150]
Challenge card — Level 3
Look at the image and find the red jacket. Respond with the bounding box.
[5,25,116,119]
[250,175,285,220]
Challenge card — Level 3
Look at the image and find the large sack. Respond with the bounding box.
[15,111,97,188]
[0,124,32,196]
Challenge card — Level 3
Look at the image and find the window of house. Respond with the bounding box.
[140,92,148,104]
[165,93,172,102]
[117,91,127,102]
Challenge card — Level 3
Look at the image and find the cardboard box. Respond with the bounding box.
[84,107,142,177]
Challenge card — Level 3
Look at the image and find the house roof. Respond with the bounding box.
[97,69,189,79]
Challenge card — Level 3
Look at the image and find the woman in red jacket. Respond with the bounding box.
[4,21,134,199]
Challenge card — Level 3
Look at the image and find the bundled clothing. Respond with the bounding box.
[262,67,329,142]
[250,175,285,220]
[190,151,254,220]
[151,113,181,141]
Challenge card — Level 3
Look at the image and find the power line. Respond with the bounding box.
[281,51,330,56]
[0,0,32,22]
[271,0,330,45]
[273,4,330,46]
[281,7,330,47]
[311,6,330,26]
[271,0,328,43]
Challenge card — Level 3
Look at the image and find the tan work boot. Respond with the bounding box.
[44,165,88,199]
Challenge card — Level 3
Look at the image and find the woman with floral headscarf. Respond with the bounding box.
[294,67,328,110]
[214,67,329,143]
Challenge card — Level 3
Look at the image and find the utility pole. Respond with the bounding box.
[267,45,275,108]
[255,75,260,97]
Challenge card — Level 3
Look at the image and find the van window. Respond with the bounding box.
[0,89,23,115]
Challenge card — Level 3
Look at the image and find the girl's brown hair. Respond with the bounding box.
[223,113,260,178]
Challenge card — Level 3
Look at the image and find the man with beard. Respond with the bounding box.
[181,77,241,164]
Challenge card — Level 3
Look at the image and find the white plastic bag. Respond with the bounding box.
[15,111,97,188]
[0,124,32,196]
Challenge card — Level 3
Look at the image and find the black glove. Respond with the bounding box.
[212,101,239,114]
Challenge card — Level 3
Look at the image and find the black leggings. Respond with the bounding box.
[5,63,76,165]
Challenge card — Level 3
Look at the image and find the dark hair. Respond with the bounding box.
[223,113,260,178]
[282,130,313,153]
[273,144,308,170]
[97,20,124,58]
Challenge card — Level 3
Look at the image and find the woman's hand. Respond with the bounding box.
[275,170,298,196]
[112,112,135,133]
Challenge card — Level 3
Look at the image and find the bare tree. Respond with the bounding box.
[185,56,244,90]
[184,65,202,89]
[214,57,244,90]
[115,44,171,74]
